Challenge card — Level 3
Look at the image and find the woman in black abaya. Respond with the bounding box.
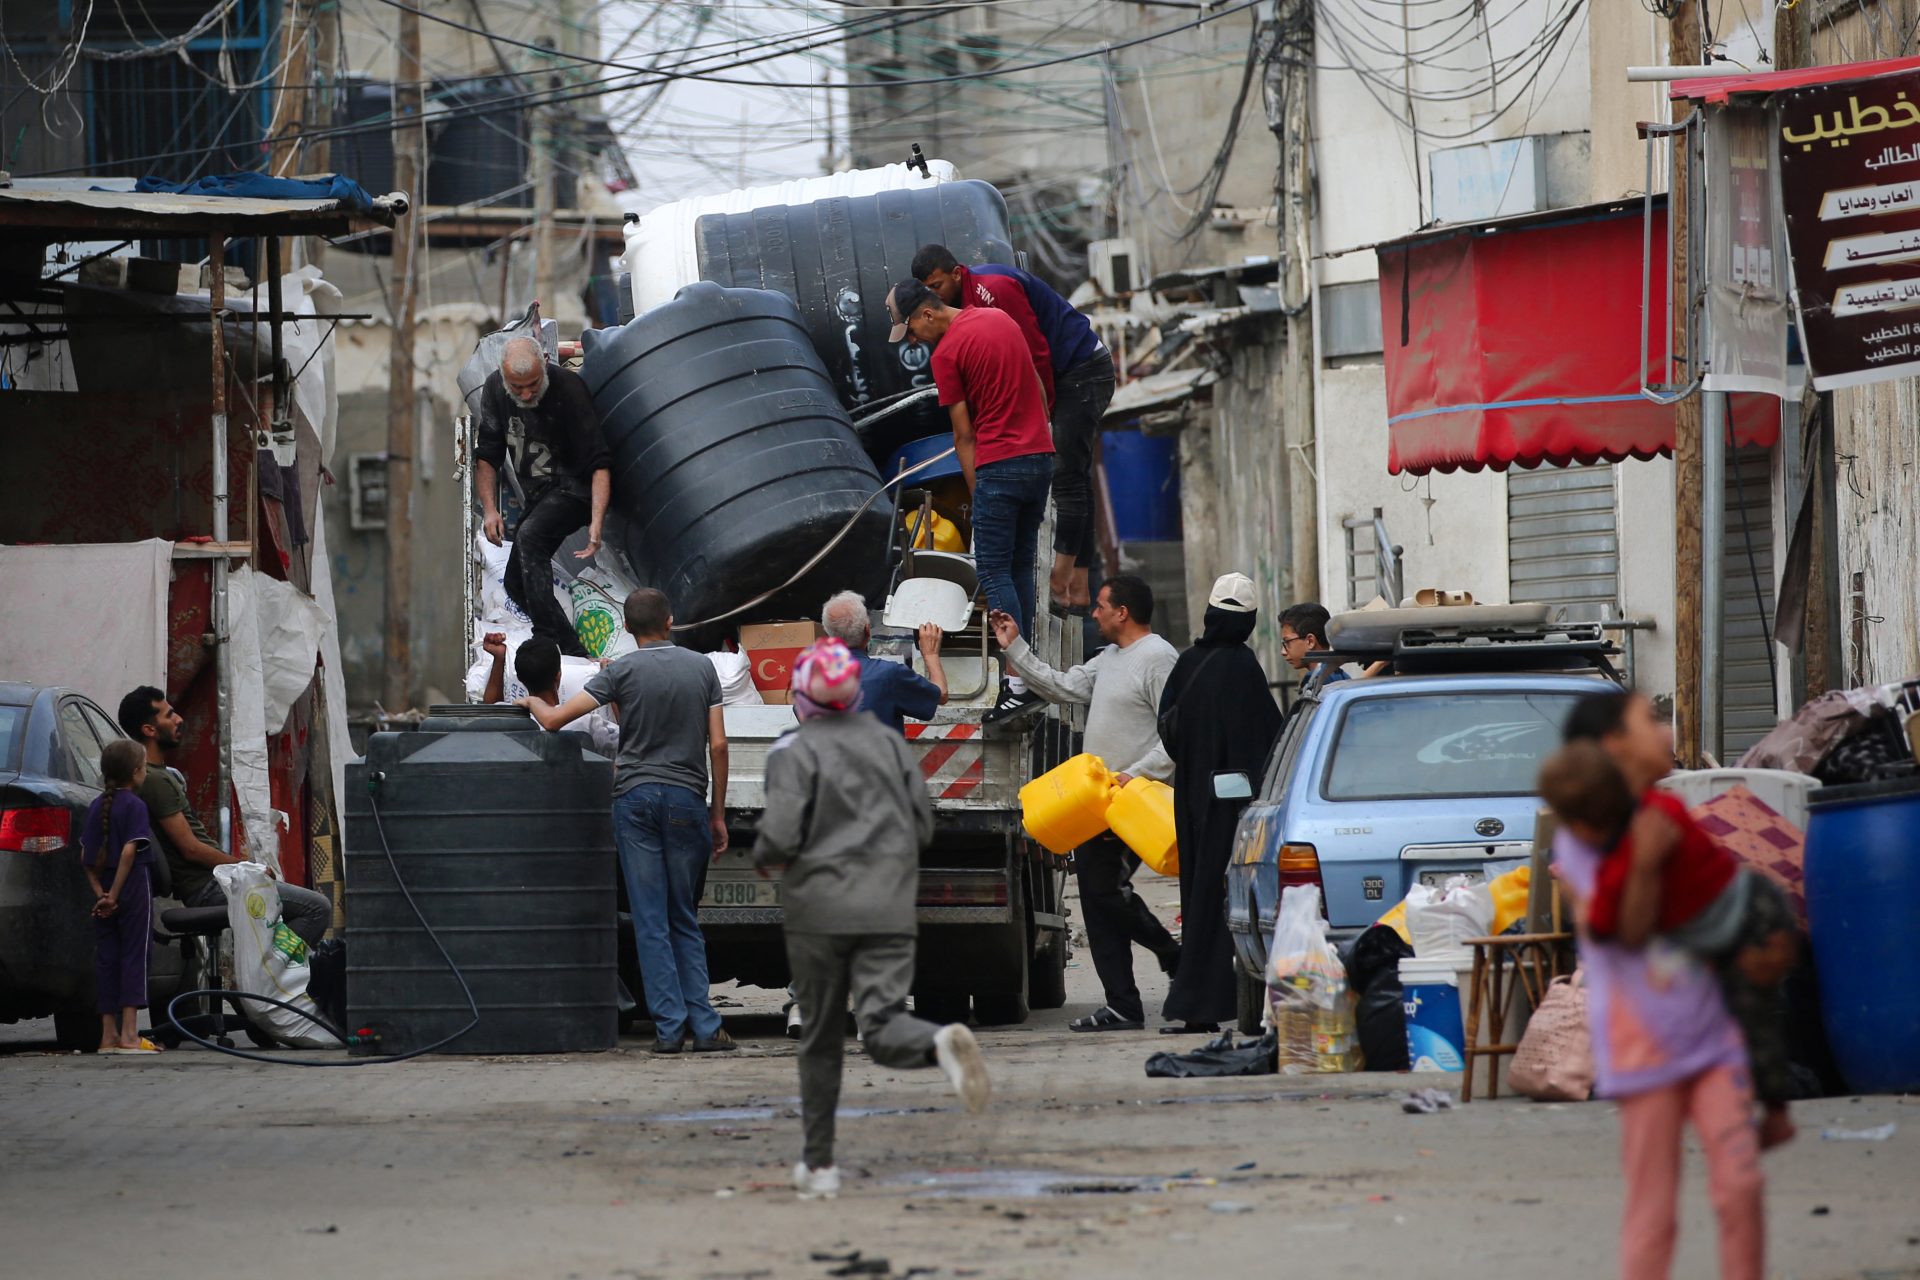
[1157,573,1283,1031]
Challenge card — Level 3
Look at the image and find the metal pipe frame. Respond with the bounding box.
[209,230,235,853]
[1641,109,1705,405]
[1701,390,1728,763]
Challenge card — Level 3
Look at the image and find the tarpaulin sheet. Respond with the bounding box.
[1378,204,1781,475]
[0,539,171,709]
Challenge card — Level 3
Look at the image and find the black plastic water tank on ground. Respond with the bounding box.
[692,179,1015,459]
[342,711,617,1055]
[578,282,891,639]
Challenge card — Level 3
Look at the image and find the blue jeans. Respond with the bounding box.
[613,783,722,1043]
[973,452,1053,638]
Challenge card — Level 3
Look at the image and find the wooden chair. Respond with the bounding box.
[1460,808,1575,1102]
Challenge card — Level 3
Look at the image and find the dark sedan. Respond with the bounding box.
[0,684,143,1049]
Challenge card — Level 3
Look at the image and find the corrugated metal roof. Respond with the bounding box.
[0,180,397,234]
[1104,366,1218,420]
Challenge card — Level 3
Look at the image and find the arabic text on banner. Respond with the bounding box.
[1779,69,1920,389]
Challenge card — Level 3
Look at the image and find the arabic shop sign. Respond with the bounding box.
[1779,69,1920,388]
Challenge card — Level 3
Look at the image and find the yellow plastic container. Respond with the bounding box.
[1019,753,1115,854]
[902,509,965,553]
[1107,777,1179,877]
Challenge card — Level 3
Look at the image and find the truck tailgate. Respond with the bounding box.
[721,705,1023,813]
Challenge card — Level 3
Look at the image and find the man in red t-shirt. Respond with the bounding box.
[888,278,1054,725]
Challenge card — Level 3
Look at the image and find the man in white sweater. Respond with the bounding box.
[989,574,1182,1032]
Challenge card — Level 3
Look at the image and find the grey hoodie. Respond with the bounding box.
[752,712,935,936]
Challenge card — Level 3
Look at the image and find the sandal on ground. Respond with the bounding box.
[1069,1007,1145,1032]
[1158,1023,1220,1036]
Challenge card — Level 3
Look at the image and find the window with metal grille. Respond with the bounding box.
[87,0,275,171]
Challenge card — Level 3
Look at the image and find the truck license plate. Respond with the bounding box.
[702,877,781,908]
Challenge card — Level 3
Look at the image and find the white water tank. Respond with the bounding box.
[620,160,960,317]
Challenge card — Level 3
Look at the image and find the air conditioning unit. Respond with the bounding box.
[1088,238,1137,296]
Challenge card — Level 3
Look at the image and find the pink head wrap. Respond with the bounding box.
[791,638,863,721]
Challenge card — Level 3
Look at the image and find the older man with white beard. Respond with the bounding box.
[474,336,614,656]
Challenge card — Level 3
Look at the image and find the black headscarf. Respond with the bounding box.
[1200,604,1258,646]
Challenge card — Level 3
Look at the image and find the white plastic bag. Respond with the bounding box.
[1267,885,1358,1073]
[1404,876,1496,959]
[707,649,765,707]
[213,862,341,1048]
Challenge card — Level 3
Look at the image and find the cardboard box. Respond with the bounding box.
[740,621,823,696]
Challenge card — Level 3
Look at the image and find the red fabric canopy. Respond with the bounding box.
[1378,202,1780,476]
[1669,54,1920,105]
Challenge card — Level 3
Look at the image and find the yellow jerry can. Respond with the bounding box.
[902,509,965,553]
[1107,776,1179,877]
[1019,753,1115,854]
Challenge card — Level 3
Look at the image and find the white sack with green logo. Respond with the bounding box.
[213,861,342,1048]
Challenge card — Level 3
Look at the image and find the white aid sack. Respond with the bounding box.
[708,649,764,707]
[1404,875,1497,959]
[213,862,341,1049]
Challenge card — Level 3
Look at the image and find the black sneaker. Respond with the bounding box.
[982,682,1044,729]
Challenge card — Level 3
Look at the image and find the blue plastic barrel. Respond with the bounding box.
[886,433,964,484]
[1804,772,1920,1094]
[1101,430,1181,541]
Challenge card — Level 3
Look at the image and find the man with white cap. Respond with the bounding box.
[1156,573,1283,1032]
[755,638,992,1201]
[887,279,1055,727]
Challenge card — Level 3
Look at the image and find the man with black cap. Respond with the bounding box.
[887,279,1055,727]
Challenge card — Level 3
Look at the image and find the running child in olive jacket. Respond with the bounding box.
[753,638,991,1200]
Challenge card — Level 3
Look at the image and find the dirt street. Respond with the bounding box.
[2,876,1915,1280]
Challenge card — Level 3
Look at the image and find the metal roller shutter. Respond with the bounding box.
[1507,463,1620,616]
[1721,447,1778,758]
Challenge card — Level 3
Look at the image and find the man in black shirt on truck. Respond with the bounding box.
[473,336,613,657]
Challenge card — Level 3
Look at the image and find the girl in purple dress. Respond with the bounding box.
[79,739,160,1055]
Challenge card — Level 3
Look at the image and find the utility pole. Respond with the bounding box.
[1269,0,1319,606]
[267,0,313,272]
[533,37,559,315]
[1670,0,1704,767]
[1771,0,1840,696]
[306,0,338,271]
[383,0,423,715]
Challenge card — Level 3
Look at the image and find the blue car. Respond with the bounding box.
[1223,621,1619,1032]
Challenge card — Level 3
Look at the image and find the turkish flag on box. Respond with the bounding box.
[740,622,824,703]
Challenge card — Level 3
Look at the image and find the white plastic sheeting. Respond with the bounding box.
[226,565,331,870]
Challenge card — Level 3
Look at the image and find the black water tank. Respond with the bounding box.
[335,75,395,196]
[342,714,617,1055]
[427,77,528,209]
[692,179,1015,458]
[578,282,890,639]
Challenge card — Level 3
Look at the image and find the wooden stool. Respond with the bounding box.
[1459,931,1573,1102]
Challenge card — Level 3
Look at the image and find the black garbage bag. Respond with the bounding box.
[1347,924,1414,1073]
[1145,1029,1277,1079]
[307,938,347,1038]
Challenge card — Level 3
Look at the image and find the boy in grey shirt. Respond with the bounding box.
[991,573,1180,1032]
[754,638,990,1201]
[523,588,732,1055]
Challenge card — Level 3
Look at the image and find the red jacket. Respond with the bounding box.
[954,265,1055,408]
[1586,790,1739,939]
